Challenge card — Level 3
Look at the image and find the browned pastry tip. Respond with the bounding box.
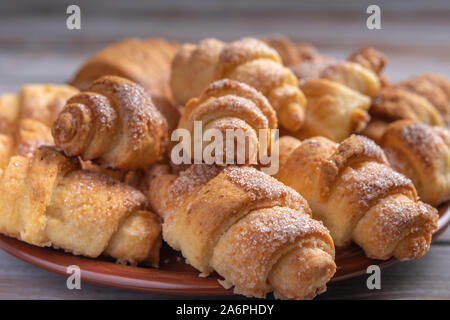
[348,46,388,75]
[381,120,450,206]
[149,165,335,299]
[370,86,445,127]
[275,134,438,261]
[71,38,179,99]
[397,75,450,124]
[0,146,162,266]
[52,75,168,170]
[262,36,322,67]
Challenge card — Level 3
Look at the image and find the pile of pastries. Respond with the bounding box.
[0,36,449,300]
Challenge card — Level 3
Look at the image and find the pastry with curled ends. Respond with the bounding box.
[177,79,277,164]
[274,135,438,261]
[292,78,371,142]
[0,146,162,266]
[149,165,336,300]
[397,74,450,124]
[381,120,450,207]
[171,37,306,132]
[362,86,445,144]
[348,46,390,87]
[52,75,168,170]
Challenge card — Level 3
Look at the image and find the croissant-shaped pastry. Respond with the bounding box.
[177,79,277,164]
[291,78,371,142]
[149,165,335,299]
[381,120,450,207]
[263,37,323,67]
[71,38,179,100]
[274,135,439,260]
[52,76,168,170]
[348,46,389,86]
[171,37,306,132]
[397,75,450,124]
[0,146,162,266]
[362,87,445,144]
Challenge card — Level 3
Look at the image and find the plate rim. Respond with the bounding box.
[0,201,448,296]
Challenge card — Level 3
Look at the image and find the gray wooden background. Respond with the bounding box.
[0,0,449,299]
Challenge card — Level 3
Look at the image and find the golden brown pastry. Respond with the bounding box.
[0,134,13,172]
[274,135,438,261]
[17,84,79,128]
[363,86,445,144]
[52,76,168,170]
[320,61,380,98]
[381,120,450,207]
[0,84,78,160]
[263,37,324,67]
[348,46,389,86]
[292,78,371,142]
[0,146,162,266]
[397,75,450,124]
[171,37,306,132]
[14,118,54,158]
[177,79,277,164]
[0,94,20,136]
[71,38,179,100]
[149,165,335,300]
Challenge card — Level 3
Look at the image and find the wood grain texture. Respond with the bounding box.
[0,0,449,299]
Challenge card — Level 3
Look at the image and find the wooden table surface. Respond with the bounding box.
[0,0,449,299]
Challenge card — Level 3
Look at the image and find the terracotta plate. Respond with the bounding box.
[0,202,449,296]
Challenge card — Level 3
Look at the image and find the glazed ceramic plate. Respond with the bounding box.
[0,202,449,296]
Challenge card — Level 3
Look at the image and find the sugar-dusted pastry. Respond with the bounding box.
[362,86,445,144]
[71,38,179,99]
[52,76,168,170]
[149,165,335,300]
[397,74,450,124]
[274,135,438,260]
[0,146,162,266]
[381,120,450,207]
[292,78,371,142]
[178,79,277,164]
[171,37,306,131]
